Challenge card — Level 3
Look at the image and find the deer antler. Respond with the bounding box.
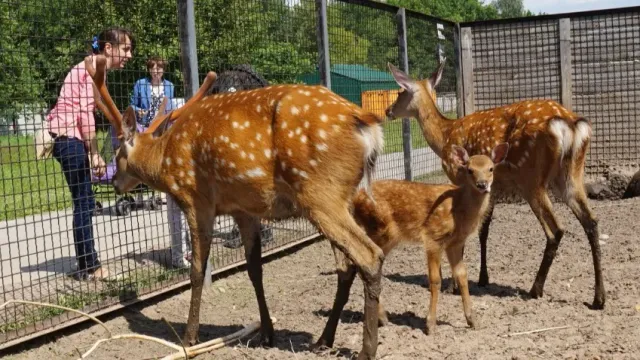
[144,71,218,134]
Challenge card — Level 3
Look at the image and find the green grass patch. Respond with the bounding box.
[0,131,115,221]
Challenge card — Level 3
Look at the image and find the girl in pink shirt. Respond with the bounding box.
[46,27,134,281]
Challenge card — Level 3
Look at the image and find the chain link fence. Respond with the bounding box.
[0,0,453,348]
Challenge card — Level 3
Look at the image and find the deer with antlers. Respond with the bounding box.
[384,60,605,310]
[87,55,386,359]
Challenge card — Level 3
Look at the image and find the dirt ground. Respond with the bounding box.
[3,198,640,360]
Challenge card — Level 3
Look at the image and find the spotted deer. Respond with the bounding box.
[87,55,386,359]
[385,60,605,310]
[317,143,509,341]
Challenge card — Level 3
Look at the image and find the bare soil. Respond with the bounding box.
[4,198,640,360]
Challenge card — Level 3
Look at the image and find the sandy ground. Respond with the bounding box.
[3,198,640,360]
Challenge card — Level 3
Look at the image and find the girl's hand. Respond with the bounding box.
[90,153,107,178]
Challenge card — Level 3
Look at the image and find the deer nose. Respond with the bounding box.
[476,181,488,192]
[385,108,393,118]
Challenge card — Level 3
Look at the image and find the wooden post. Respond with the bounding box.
[316,0,331,90]
[460,27,475,116]
[396,7,412,181]
[454,23,464,119]
[559,18,572,111]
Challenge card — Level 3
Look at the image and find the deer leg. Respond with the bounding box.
[526,190,564,300]
[478,202,495,287]
[563,181,605,309]
[233,212,275,346]
[305,201,383,360]
[445,243,476,329]
[183,210,215,346]
[426,249,442,335]
[313,245,358,350]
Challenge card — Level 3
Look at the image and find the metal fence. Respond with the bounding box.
[459,6,640,175]
[0,0,454,348]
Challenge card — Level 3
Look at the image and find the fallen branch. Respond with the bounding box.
[501,325,571,337]
[0,299,274,359]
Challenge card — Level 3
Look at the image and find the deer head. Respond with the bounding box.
[386,59,445,120]
[450,142,509,194]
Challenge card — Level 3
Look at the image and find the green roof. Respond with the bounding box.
[330,64,396,83]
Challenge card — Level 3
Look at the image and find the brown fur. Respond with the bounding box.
[316,144,508,341]
[88,55,386,359]
[385,60,605,310]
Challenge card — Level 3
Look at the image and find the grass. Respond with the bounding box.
[0,131,115,222]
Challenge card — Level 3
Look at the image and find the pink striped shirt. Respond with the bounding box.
[47,58,96,141]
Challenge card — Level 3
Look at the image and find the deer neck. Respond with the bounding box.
[126,134,167,191]
[456,185,491,217]
[416,97,453,158]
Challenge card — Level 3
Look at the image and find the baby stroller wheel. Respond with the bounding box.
[93,201,103,216]
[115,197,132,216]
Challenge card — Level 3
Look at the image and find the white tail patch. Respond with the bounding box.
[548,119,574,161]
[357,123,384,201]
[573,120,591,154]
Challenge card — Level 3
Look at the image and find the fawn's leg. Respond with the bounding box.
[446,243,476,329]
[183,209,215,346]
[526,188,564,299]
[304,200,383,360]
[426,249,442,335]
[314,244,358,349]
[478,202,495,287]
[563,177,605,309]
[234,212,275,346]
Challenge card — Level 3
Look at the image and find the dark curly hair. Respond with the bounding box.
[208,64,269,94]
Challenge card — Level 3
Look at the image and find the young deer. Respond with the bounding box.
[87,55,386,359]
[385,60,605,310]
[317,143,508,341]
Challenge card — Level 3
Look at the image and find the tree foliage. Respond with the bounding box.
[0,0,532,124]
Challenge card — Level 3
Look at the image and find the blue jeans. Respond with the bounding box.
[52,136,100,272]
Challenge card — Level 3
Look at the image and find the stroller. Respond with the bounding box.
[91,122,163,216]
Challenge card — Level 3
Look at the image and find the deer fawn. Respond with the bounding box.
[87,55,386,359]
[385,59,605,310]
[317,143,508,341]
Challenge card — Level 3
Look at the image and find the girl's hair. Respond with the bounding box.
[146,55,168,70]
[89,26,135,55]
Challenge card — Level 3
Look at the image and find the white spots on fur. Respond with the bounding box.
[332,125,340,133]
[524,110,531,115]
[318,129,327,139]
[295,127,302,135]
[303,104,310,112]
[249,141,255,148]
[241,151,247,159]
[234,121,242,129]
[316,143,328,152]
[317,101,324,107]
[188,170,195,177]
[309,159,318,167]
[320,114,328,122]
[300,135,308,143]
[338,114,347,122]
[246,167,266,178]
[531,118,539,124]
[304,121,310,129]
[291,106,300,115]
[256,104,261,113]
[288,131,294,138]
[291,167,299,175]
[264,149,271,159]
[177,158,183,165]
[281,121,288,129]
[281,161,286,170]
[287,149,293,156]
[171,183,179,191]
[256,133,262,141]
[244,121,250,128]
[165,158,172,165]
[179,171,185,178]
[189,114,194,120]
[299,170,309,179]
[230,142,239,149]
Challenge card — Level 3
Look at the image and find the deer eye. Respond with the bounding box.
[489,167,494,172]
[467,168,473,175]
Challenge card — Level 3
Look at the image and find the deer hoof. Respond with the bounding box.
[310,338,331,353]
[466,314,477,329]
[260,331,274,348]
[425,319,437,335]
[478,272,489,287]
[529,283,544,299]
[591,294,605,310]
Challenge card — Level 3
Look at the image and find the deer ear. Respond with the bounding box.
[429,58,446,89]
[388,62,418,93]
[451,145,469,167]
[122,106,138,138]
[491,142,510,164]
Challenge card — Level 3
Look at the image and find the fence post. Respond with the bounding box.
[396,7,412,181]
[454,23,464,119]
[177,0,212,287]
[460,27,475,116]
[316,0,331,89]
[559,18,573,111]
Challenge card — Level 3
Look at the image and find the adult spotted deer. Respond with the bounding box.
[87,55,386,359]
[385,60,605,310]
[317,143,508,342]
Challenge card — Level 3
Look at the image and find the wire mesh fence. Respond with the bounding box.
[0,0,450,348]
[459,6,640,176]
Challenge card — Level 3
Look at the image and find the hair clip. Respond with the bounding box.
[92,36,99,50]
